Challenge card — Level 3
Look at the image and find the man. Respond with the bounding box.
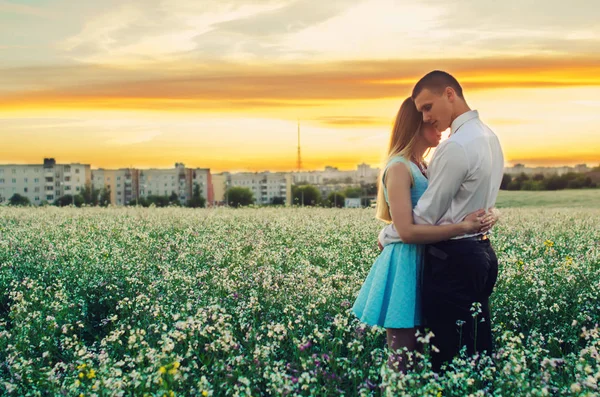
[378,70,504,371]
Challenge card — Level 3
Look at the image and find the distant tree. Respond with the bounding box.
[98,187,111,207]
[326,192,346,208]
[188,183,206,208]
[146,195,170,207]
[270,196,286,206]
[515,173,529,183]
[344,176,354,184]
[506,180,522,191]
[292,185,321,206]
[500,174,512,190]
[80,183,100,206]
[56,194,83,207]
[169,192,181,206]
[532,173,545,181]
[521,180,544,191]
[132,197,151,207]
[362,182,378,196]
[343,187,362,198]
[226,187,254,208]
[9,193,30,206]
[545,175,568,191]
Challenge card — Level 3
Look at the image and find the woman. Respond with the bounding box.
[351,97,496,372]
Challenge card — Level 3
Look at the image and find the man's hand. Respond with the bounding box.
[377,239,383,251]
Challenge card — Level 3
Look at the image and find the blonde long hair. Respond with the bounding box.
[375,97,425,223]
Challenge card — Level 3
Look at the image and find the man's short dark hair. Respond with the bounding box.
[412,70,464,100]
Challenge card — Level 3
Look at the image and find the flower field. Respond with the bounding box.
[0,206,599,396]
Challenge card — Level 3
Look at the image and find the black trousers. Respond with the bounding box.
[422,238,499,372]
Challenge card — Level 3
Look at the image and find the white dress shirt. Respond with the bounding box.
[379,110,504,245]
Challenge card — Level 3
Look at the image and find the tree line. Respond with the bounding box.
[500,171,597,191]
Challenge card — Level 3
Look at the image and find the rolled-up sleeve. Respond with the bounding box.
[413,141,469,225]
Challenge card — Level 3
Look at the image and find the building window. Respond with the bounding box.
[76,186,80,191]
[64,166,71,173]
[12,178,16,183]
[46,195,54,200]
[35,197,39,201]
[75,169,80,174]
[65,176,71,182]
[34,178,39,183]
[34,187,40,192]
[65,186,71,191]
[12,169,16,174]
[45,186,53,191]
[0,179,3,184]
[117,176,121,181]
[34,168,39,173]
[24,187,28,193]
[24,178,28,183]
[117,184,121,188]
[45,177,53,182]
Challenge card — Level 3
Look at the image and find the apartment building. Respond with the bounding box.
[0,158,90,205]
[227,172,293,205]
[89,163,213,206]
[293,164,380,185]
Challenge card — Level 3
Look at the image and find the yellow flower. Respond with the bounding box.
[79,394,84,397]
[159,366,167,374]
[437,390,443,397]
[202,392,208,397]
[173,361,180,369]
[78,372,84,379]
[544,240,554,247]
[168,368,178,375]
[169,392,175,397]
[87,369,96,379]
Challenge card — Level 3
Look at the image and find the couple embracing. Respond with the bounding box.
[352,71,504,372]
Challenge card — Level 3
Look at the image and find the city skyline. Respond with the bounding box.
[1,0,600,171]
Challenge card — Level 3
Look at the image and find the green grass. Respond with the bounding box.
[496,189,600,208]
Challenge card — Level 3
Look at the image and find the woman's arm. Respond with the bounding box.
[386,163,487,244]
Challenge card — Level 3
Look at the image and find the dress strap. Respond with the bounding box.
[382,156,412,204]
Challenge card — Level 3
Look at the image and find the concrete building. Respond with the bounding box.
[211,173,228,205]
[228,172,293,205]
[136,163,212,205]
[92,168,140,206]
[293,163,380,185]
[0,158,90,205]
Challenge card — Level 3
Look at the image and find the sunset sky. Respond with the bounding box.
[1,0,600,172]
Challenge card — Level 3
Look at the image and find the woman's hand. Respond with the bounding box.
[461,209,493,235]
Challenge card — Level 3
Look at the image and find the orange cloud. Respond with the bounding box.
[2,56,600,113]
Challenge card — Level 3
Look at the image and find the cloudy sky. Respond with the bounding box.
[1,0,600,171]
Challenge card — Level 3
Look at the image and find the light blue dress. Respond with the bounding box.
[352,156,428,328]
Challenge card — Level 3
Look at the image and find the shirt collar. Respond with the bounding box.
[450,110,479,136]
